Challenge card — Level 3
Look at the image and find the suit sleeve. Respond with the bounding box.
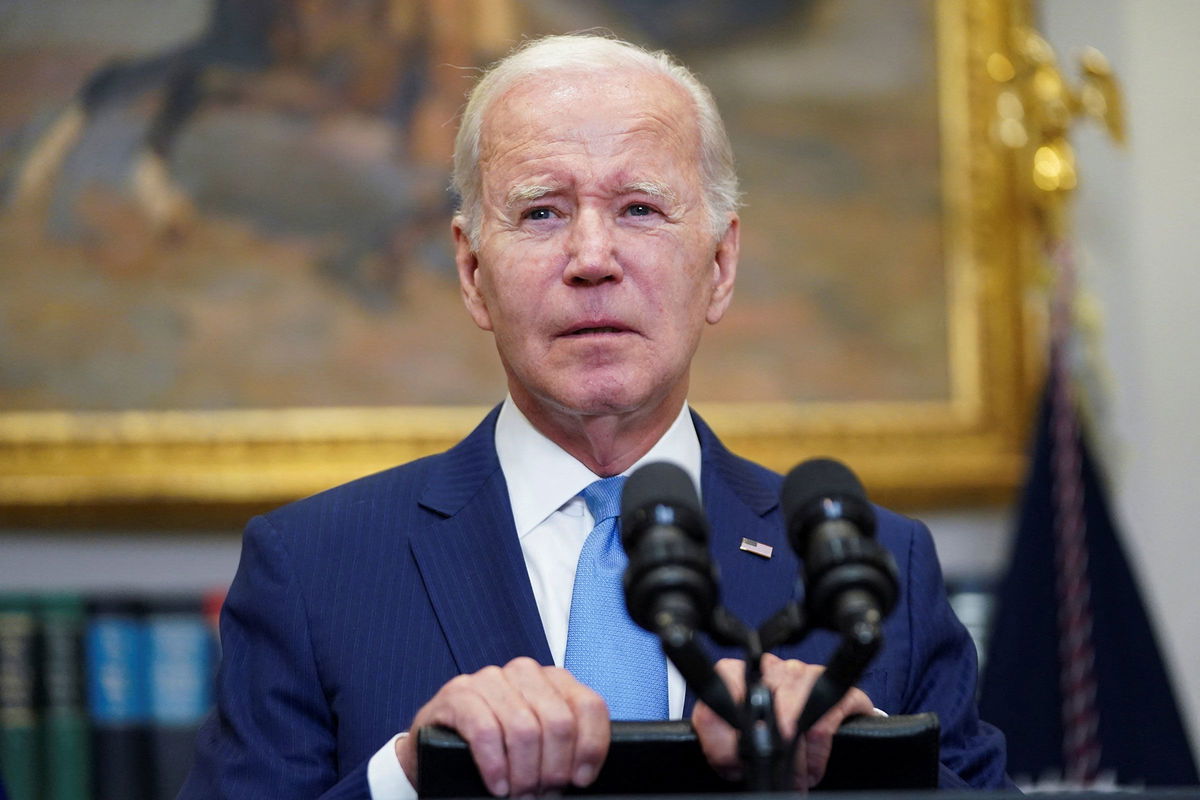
[896,516,1016,790]
[179,515,373,799]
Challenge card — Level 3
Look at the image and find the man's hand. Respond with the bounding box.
[691,654,876,790]
[395,657,610,797]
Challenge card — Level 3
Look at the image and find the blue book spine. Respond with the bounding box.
[146,599,214,800]
[86,598,151,800]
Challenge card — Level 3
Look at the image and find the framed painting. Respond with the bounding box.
[0,0,1041,525]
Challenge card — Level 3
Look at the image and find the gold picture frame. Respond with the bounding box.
[0,0,1041,526]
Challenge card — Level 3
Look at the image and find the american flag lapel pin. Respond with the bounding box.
[739,537,774,559]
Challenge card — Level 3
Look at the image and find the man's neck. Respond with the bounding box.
[510,387,687,477]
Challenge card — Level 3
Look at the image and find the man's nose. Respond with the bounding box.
[563,209,623,286]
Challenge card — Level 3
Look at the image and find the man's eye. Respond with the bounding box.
[524,207,555,221]
[626,203,654,217]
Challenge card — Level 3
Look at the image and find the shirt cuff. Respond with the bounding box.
[368,732,417,800]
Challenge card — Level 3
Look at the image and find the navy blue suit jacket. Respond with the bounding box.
[182,409,1011,798]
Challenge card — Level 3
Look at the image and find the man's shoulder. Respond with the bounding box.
[694,411,930,553]
[256,449,442,535]
[873,504,940,577]
[254,406,502,538]
[691,409,782,499]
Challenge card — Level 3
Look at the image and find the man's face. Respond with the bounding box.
[455,69,738,425]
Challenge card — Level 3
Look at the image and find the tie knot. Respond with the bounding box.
[581,475,626,524]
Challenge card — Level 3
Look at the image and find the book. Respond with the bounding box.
[38,594,91,800]
[146,596,214,800]
[0,589,224,800]
[0,595,40,800]
[86,596,152,800]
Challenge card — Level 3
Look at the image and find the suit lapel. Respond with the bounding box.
[409,408,554,674]
[694,413,797,632]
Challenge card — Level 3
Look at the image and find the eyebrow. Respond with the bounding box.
[620,181,677,205]
[504,180,679,210]
[506,184,557,208]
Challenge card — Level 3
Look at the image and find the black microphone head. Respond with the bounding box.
[781,458,876,554]
[619,461,715,634]
[620,461,702,534]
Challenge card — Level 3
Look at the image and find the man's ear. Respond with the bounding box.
[705,215,739,325]
[453,216,493,332]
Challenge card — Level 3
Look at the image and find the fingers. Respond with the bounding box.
[758,653,821,742]
[506,658,608,792]
[479,661,550,796]
[545,665,610,786]
[801,685,875,789]
[757,653,819,790]
[692,654,877,791]
[404,667,513,796]
[759,653,876,790]
[692,658,747,781]
[400,657,611,797]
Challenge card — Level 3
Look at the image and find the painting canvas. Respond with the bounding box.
[0,0,1039,520]
[0,0,945,412]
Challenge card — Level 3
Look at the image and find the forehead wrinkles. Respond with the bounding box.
[478,72,700,190]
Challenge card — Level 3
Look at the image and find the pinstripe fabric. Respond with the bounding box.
[180,407,1013,797]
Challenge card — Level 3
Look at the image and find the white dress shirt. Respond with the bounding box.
[368,398,702,798]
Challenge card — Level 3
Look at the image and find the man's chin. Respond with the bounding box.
[510,381,638,419]
[547,392,643,419]
[527,381,680,424]
[506,360,687,421]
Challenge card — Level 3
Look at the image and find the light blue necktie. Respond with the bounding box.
[563,475,668,720]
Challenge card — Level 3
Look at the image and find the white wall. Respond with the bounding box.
[1043,0,1200,761]
[0,531,241,594]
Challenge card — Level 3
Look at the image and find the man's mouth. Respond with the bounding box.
[567,326,625,335]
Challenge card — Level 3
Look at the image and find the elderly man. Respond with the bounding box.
[182,34,1010,798]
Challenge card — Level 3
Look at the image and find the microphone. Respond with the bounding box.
[781,458,899,637]
[621,462,740,726]
[619,462,718,639]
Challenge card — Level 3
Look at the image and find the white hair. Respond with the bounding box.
[451,33,741,248]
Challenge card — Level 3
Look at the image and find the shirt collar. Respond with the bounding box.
[495,396,702,539]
